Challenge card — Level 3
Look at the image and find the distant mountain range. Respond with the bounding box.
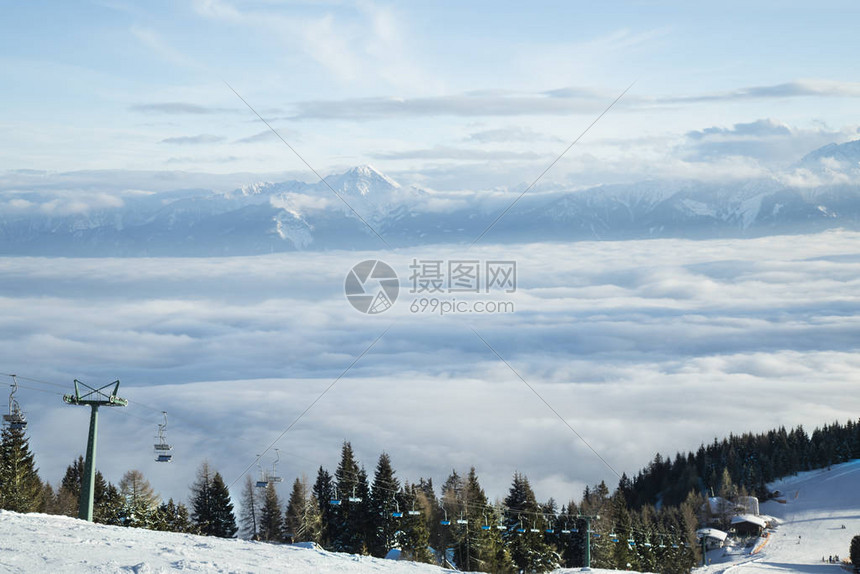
[2,141,859,256]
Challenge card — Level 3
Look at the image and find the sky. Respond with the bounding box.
[2,1,860,508]
[1,1,860,190]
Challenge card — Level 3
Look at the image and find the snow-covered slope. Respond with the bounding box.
[699,459,860,573]
[0,510,645,574]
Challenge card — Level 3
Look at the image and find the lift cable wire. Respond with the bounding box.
[228,324,392,489]
[4,380,694,539]
[470,327,622,481]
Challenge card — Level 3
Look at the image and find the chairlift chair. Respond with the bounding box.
[3,375,27,431]
[348,486,362,503]
[481,514,491,531]
[391,501,403,518]
[268,449,283,483]
[456,511,468,525]
[530,519,540,534]
[407,501,420,516]
[439,508,451,526]
[255,457,269,488]
[153,411,173,462]
[329,488,342,506]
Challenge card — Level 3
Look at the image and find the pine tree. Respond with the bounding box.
[239,475,260,540]
[259,482,284,542]
[312,466,334,547]
[285,476,322,544]
[190,462,238,538]
[330,442,370,553]
[0,424,43,512]
[503,472,560,573]
[155,498,193,533]
[57,455,112,520]
[368,452,401,557]
[460,467,513,573]
[118,469,160,528]
[398,482,434,564]
[850,534,860,568]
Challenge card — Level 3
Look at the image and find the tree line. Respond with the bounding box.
[3,419,860,573]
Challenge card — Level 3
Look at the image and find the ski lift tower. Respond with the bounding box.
[63,379,127,522]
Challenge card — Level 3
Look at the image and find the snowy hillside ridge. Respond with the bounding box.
[0,510,460,574]
[0,510,649,574]
[697,459,860,574]
[1,140,860,255]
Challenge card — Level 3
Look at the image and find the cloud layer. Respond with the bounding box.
[2,231,860,503]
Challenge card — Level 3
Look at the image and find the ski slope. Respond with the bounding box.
[700,459,860,573]
[0,509,637,574]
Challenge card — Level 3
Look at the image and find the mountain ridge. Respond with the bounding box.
[1,142,859,256]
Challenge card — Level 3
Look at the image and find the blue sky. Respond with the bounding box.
[2,0,860,189]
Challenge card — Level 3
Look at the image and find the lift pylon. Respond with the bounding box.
[63,379,127,521]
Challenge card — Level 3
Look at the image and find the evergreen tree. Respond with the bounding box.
[850,534,860,569]
[118,469,160,528]
[239,475,260,540]
[285,476,322,544]
[155,498,193,533]
[398,482,434,564]
[259,482,284,542]
[460,467,513,573]
[330,442,371,553]
[190,462,238,537]
[503,472,560,573]
[0,424,43,512]
[312,466,334,547]
[57,455,111,521]
[368,452,401,557]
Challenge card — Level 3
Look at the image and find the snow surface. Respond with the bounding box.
[0,509,647,573]
[698,459,860,573]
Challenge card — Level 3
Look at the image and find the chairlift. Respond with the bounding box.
[456,511,468,526]
[153,411,173,462]
[391,501,403,518]
[255,456,269,488]
[529,519,540,534]
[610,531,620,542]
[348,486,362,503]
[268,449,283,483]
[515,516,526,533]
[3,375,27,431]
[439,508,451,526]
[561,521,572,534]
[627,537,636,546]
[407,500,420,516]
[329,488,342,506]
[481,514,491,531]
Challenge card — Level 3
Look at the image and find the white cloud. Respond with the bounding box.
[4,231,860,502]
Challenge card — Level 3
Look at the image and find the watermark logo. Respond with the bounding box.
[344,260,400,314]
[345,258,517,315]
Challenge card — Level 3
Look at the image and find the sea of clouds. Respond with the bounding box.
[1,231,859,505]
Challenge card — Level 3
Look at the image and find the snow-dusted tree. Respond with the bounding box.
[0,424,43,513]
[503,472,560,573]
[118,469,160,528]
[285,476,322,544]
[330,442,371,553]
[368,452,400,557]
[155,498,193,533]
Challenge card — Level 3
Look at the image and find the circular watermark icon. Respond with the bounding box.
[345,260,399,314]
